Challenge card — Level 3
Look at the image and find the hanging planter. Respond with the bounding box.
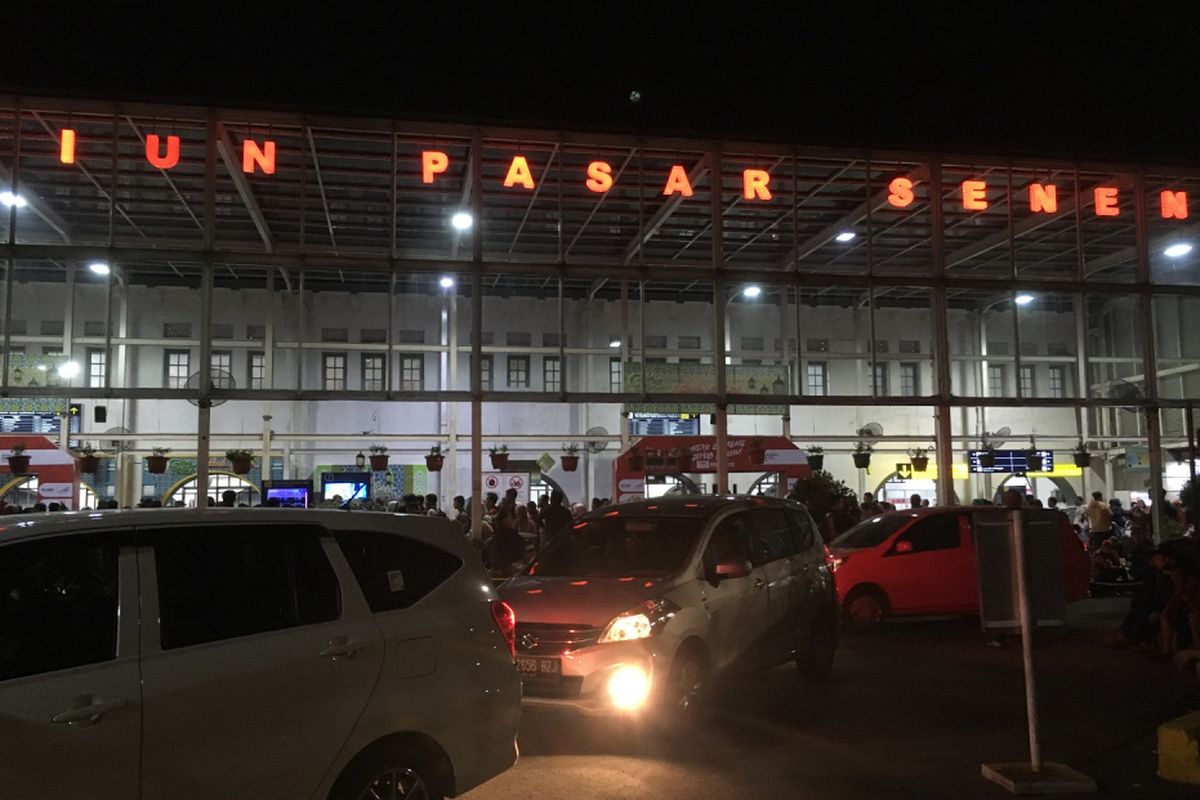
[628,446,644,472]
[1072,446,1090,469]
[368,445,390,472]
[645,448,665,468]
[6,444,30,475]
[226,449,254,475]
[425,445,444,472]
[145,447,170,475]
[489,445,509,470]
[74,444,100,474]
[852,442,873,469]
[908,447,930,472]
[561,443,580,472]
[747,438,766,465]
[979,447,997,468]
[806,447,824,472]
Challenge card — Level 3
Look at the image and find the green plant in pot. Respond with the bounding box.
[908,446,930,472]
[7,443,30,474]
[74,443,101,475]
[426,444,445,472]
[787,470,856,525]
[368,444,390,471]
[146,447,170,475]
[852,441,873,469]
[561,443,581,472]
[1072,442,1090,469]
[805,446,824,472]
[489,444,509,470]
[226,449,254,475]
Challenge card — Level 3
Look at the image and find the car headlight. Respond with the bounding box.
[599,599,678,644]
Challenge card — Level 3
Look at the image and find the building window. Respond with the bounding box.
[987,365,1006,396]
[479,355,493,391]
[1049,366,1069,398]
[507,356,530,388]
[678,335,701,350]
[362,354,386,391]
[163,323,191,339]
[87,348,106,389]
[610,357,623,393]
[872,362,889,396]
[320,328,349,342]
[806,362,828,396]
[359,328,387,344]
[1019,365,1035,397]
[248,352,265,390]
[164,350,190,389]
[400,355,423,391]
[900,363,919,396]
[322,353,346,391]
[543,356,561,392]
[210,350,232,376]
[806,338,830,353]
[899,339,921,354]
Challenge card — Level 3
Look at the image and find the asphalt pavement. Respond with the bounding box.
[469,599,1200,799]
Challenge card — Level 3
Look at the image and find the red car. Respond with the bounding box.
[828,507,1090,626]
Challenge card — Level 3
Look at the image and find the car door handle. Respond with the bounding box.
[754,578,766,590]
[319,636,373,660]
[51,696,127,726]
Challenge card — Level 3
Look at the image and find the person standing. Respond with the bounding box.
[424,493,445,517]
[539,489,574,546]
[861,491,883,517]
[1087,491,1114,553]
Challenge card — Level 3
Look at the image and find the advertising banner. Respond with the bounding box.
[623,362,789,415]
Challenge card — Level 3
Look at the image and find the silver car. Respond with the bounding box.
[0,509,520,799]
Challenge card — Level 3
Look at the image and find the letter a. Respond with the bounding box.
[145,134,180,169]
[1161,190,1188,219]
[1029,183,1057,214]
[586,161,613,193]
[887,177,914,208]
[503,156,535,189]
[60,129,76,164]
[422,151,449,184]
[242,140,276,175]
[742,169,772,201]
[662,165,694,197]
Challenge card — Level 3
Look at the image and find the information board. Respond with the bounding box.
[968,449,1054,474]
[629,412,701,436]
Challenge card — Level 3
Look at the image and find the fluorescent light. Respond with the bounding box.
[1015,294,1034,306]
[88,262,111,276]
[609,338,622,348]
[0,191,27,208]
[742,285,762,299]
[439,276,455,289]
[835,231,856,243]
[35,364,47,371]
[451,211,473,231]
[1164,243,1194,258]
[56,361,81,379]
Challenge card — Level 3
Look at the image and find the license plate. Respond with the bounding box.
[516,656,561,677]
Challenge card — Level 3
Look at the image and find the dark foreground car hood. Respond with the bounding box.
[498,574,673,628]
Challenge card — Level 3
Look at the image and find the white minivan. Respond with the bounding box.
[0,509,520,800]
[499,495,838,717]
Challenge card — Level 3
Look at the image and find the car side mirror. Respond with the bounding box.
[707,558,751,584]
[893,540,914,555]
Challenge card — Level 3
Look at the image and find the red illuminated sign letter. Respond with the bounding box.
[887,177,914,208]
[962,180,988,211]
[662,165,694,197]
[1094,186,1120,216]
[1161,190,1188,219]
[742,169,772,201]
[242,140,276,175]
[586,161,613,193]
[1028,183,1058,214]
[59,129,76,164]
[503,156,535,189]
[422,151,449,184]
[145,134,180,170]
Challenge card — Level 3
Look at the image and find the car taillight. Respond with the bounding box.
[490,599,516,658]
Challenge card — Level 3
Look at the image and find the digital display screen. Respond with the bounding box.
[266,486,310,507]
[968,449,1054,474]
[322,478,370,503]
[629,412,701,436]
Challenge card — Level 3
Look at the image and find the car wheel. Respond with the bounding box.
[330,745,443,800]
[662,647,709,718]
[844,589,886,631]
[797,614,837,682]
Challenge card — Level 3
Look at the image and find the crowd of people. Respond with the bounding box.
[816,491,932,544]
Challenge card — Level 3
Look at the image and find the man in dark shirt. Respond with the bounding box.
[539,489,574,545]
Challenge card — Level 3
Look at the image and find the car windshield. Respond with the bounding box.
[831,513,915,550]
[526,515,703,577]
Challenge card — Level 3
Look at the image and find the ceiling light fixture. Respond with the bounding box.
[56,361,81,379]
[742,285,762,299]
[1164,243,1194,258]
[451,211,473,231]
[439,276,455,289]
[88,262,111,276]
[1015,294,1035,306]
[0,191,27,208]
[835,231,856,243]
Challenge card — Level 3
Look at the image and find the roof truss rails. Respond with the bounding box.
[215,123,290,289]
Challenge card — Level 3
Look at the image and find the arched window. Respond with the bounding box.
[164,473,260,508]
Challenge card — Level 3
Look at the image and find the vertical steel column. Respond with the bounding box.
[711,145,728,493]
[264,267,275,389]
[196,112,218,508]
[261,414,272,480]
[930,161,955,505]
[1135,170,1164,538]
[446,284,459,503]
[1072,167,1091,499]
[3,101,20,393]
[469,130,484,540]
[1187,405,1197,499]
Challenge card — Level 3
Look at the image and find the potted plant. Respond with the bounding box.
[6,443,30,474]
[368,444,390,471]
[561,443,581,472]
[425,444,445,472]
[748,437,766,465]
[668,446,692,472]
[75,443,101,474]
[226,449,254,475]
[908,447,930,472]
[852,441,873,469]
[627,444,644,472]
[489,444,509,470]
[1072,442,1090,469]
[145,446,170,475]
[806,446,824,472]
[978,443,997,468]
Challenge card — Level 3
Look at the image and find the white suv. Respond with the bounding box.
[0,509,520,800]
[498,495,837,716]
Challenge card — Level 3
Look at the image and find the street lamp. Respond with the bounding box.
[354,451,366,470]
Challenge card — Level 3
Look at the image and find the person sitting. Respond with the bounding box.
[1091,539,1125,583]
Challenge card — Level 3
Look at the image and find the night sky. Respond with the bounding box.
[6,5,1200,162]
